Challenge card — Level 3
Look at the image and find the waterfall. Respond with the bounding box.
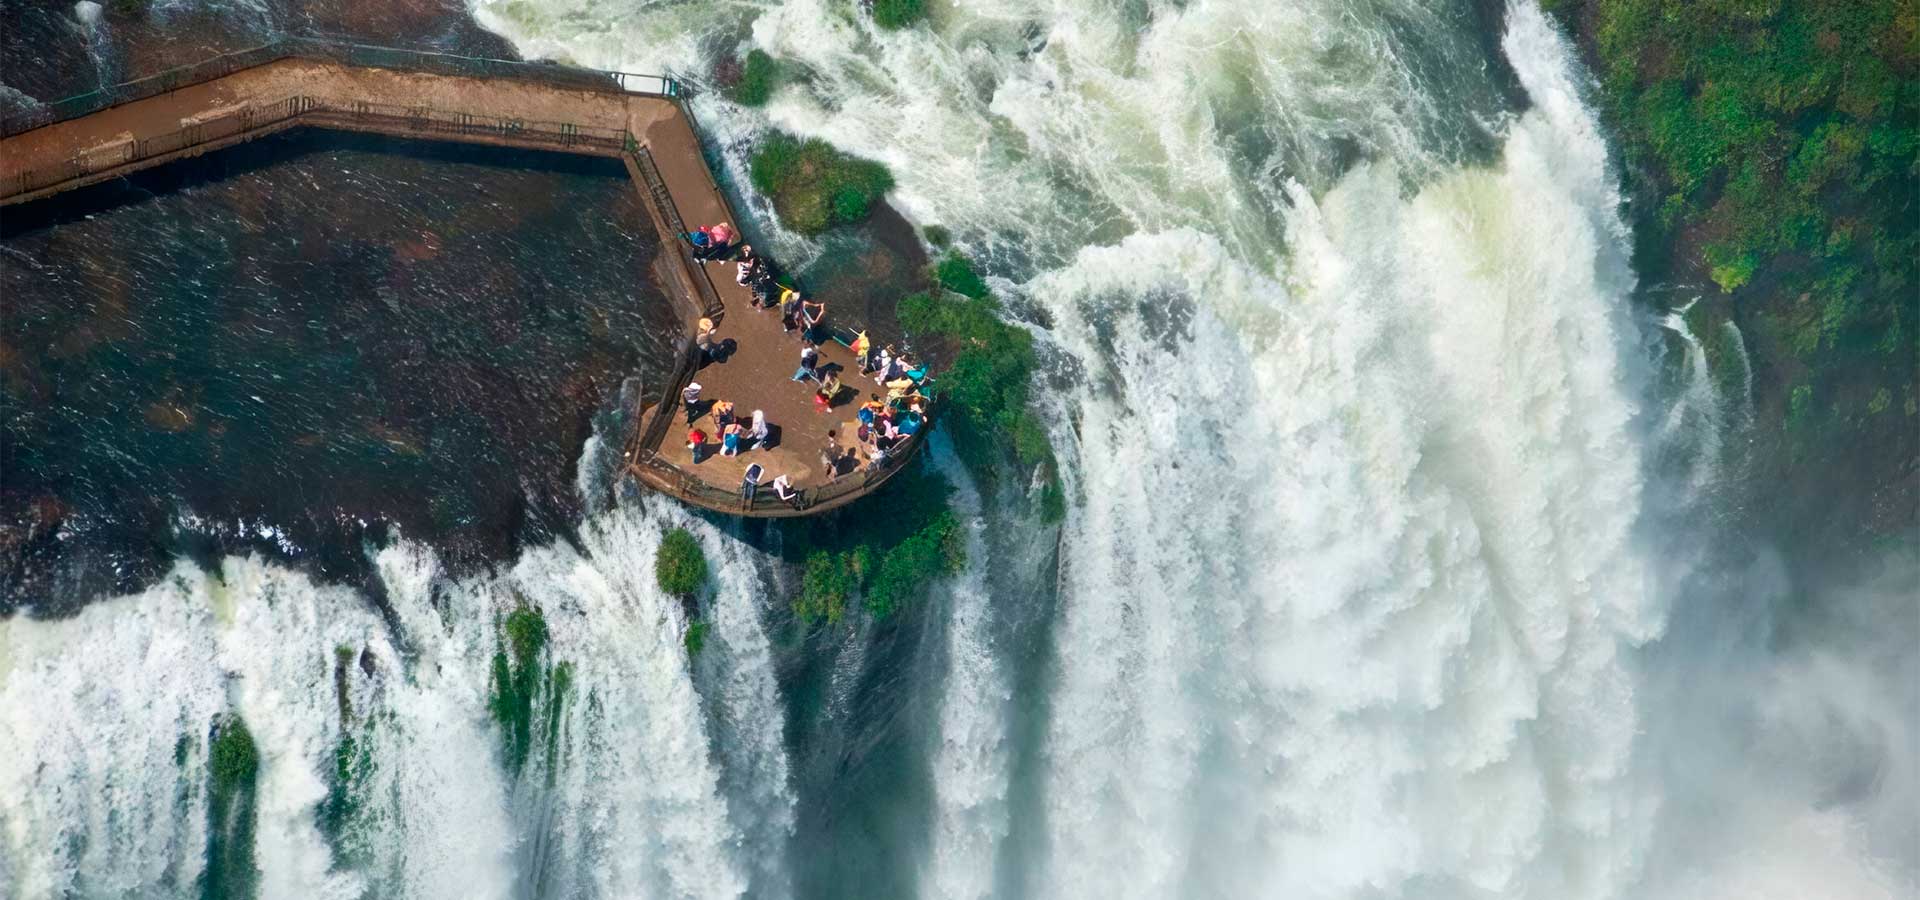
[4,0,1912,896]
[923,442,1013,900]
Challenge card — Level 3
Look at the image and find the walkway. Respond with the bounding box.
[0,41,924,517]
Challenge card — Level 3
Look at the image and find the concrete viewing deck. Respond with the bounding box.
[0,40,926,517]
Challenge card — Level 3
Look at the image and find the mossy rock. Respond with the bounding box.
[727,49,780,107]
[656,528,709,597]
[749,132,894,236]
[869,0,927,30]
[684,619,711,657]
[203,714,260,900]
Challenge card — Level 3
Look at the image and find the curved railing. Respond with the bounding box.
[1,36,680,138]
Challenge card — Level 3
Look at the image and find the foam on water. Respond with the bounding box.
[923,440,1013,900]
[0,498,787,899]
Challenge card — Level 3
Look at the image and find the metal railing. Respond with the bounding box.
[3,94,646,200]
[629,146,725,320]
[630,426,928,515]
[2,36,679,137]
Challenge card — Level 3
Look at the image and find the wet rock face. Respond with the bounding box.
[0,128,678,614]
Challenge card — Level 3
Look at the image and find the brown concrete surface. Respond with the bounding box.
[0,52,922,516]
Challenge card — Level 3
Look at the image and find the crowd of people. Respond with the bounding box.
[669,223,933,509]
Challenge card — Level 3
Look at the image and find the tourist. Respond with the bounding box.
[685,225,713,260]
[687,427,708,463]
[772,473,800,507]
[722,421,743,457]
[741,463,764,503]
[708,222,735,261]
[780,288,804,334]
[857,394,885,426]
[791,346,819,382]
[734,246,757,285]
[682,381,702,423]
[818,371,842,403]
[821,431,840,479]
[712,399,735,427]
[885,374,916,402]
[751,271,776,308]
[749,409,769,448]
[697,317,720,361]
[801,297,827,342]
[872,346,893,383]
[850,331,871,370]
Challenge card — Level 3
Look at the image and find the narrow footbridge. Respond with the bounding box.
[0,38,927,517]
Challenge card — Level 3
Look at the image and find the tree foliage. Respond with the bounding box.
[655,527,709,597]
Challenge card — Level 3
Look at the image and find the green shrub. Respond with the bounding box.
[869,0,926,29]
[932,251,992,300]
[728,49,779,107]
[865,509,963,617]
[210,716,259,795]
[684,620,711,657]
[795,550,855,625]
[749,131,895,235]
[785,459,965,623]
[655,528,709,596]
[922,224,953,248]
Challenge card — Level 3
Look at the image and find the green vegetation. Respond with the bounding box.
[749,132,895,235]
[202,715,259,900]
[684,619,711,657]
[320,723,375,864]
[1557,0,1916,365]
[1547,0,1918,535]
[728,49,781,107]
[488,607,568,777]
[787,459,967,625]
[655,528,709,597]
[922,224,953,249]
[869,0,927,30]
[899,252,1066,522]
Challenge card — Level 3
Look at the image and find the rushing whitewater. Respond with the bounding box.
[3,0,1912,898]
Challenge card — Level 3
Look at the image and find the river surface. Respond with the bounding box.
[2,2,1914,899]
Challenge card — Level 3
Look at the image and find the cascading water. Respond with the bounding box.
[4,0,1913,898]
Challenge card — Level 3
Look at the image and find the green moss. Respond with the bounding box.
[1868,388,1892,415]
[201,715,259,900]
[749,132,895,235]
[900,251,1066,521]
[489,607,565,777]
[869,0,926,29]
[683,620,711,657]
[795,549,854,625]
[655,528,709,597]
[728,49,779,107]
[210,717,259,793]
[865,509,963,618]
[786,459,965,623]
[320,726,375,861]
[503,607,547,668]
[922,224,953,248]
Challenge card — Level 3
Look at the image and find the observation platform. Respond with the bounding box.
[0,39,926,517]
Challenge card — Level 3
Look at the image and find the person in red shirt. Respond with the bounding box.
[688,428,708,463]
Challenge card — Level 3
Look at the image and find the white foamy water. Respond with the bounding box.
[1,500,791,899]
[923,441,1012,900]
